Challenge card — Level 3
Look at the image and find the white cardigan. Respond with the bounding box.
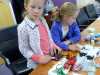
[17,16,54,69]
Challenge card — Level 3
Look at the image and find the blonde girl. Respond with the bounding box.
[17,0,60,69]
[51,2,81,51]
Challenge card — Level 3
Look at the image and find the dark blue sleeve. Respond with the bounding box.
[51,21,69,50]
[69,22,81,43]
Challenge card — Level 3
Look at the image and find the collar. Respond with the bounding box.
[24,16,36,29]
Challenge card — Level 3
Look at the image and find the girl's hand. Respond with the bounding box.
[38,55,52,64]
[49,48,63,60]
[50,42,62,56]
[49,48,62,57]
[64,40,71,45]
[32,55,52,64]
[68,44,80,51]
[81,34,90,42]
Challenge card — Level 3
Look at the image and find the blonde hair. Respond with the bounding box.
[24,0,29,7]
[60,2,77,16]
[23,0,30,17]
[52,2,78,20]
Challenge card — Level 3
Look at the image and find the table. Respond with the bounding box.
[29,18,100,75]
[82,18,100,34]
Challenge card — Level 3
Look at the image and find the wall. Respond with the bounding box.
[53,0,95,8]
[53,0,76,7]
[77,0,95,8]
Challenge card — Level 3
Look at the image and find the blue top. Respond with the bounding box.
[51,20,81,50]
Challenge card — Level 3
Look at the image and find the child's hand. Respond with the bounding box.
[68,44,80,51]
[81,34,90,42]
[49,48,63,60]
[32,55,52,64]
[49,48,62,57]
[50,42,62,56]
[38,55,52,64]
[64,40,71,45]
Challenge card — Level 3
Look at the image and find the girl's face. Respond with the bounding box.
[62,11,79,25]
[25,0,45,21]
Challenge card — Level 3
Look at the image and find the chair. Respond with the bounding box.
[0,64,14,75]
[84,4,98,20]
[0,26,32,75]
[76,8,93,31]
[0,0,16,29]
[0,53,14,75]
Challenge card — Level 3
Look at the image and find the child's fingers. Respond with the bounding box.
[49,50,54,56]
[58,49,62,56]
[55,47,62,55]
[49,49,56,56]
[53,48,57,55]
